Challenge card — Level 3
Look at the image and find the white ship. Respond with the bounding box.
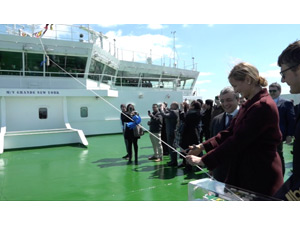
[0,24,200,153]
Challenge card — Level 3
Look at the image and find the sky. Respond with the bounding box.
[79,24,300,101]
[2,1,300,102]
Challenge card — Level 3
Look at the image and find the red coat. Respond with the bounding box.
[202,88,284,196]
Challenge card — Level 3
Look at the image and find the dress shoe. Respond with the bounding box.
[148,156,158,160]
[167,161,178,167]
[184,165,193,172]
[122,154,129,159]
[177,163,185,168]
[154,157,162,162]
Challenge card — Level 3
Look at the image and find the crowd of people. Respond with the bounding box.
[119,40,300,200]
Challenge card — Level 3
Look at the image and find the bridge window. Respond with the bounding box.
[180,78,195,90]
[46,55,87,77]
[89,59,105,74]
[104,66,116,76]
[88,59,105,81]
[0,51,22,75]
[25,53,43,76]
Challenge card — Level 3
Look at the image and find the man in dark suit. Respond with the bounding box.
[274,40,300,200]
[160,102,179,166]
[269,82,296,175]
[210,87,239,182]
[200,99,213,142]
[211,95,224,120]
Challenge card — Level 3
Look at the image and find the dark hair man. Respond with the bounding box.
[275,40,300,200]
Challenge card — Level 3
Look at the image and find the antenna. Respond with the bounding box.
[113,39,116,57]
[192,57,195,70]
[171,31,176,67]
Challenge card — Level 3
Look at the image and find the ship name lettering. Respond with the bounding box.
[47,91,59,95]
[7,90,59,95]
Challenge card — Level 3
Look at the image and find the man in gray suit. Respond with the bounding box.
[210,87,239,182]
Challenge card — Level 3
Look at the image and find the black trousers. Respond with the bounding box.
[127,138,138,161]
[200,126,210,143]
[277,142,285,176]
[161,126,168,155]
[123,133,129,155]
[167,133,177,164]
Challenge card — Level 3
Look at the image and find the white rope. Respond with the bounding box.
[38,36,243,201]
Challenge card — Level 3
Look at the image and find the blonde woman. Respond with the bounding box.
[187,62,283,196]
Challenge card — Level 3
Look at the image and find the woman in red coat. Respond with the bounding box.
[186,62,283,196]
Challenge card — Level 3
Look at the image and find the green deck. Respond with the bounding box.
[0,133,293,201]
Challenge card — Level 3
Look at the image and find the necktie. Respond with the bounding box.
[226,114,233,128]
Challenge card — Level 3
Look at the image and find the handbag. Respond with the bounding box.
[133,124,144,137]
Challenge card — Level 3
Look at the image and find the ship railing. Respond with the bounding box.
[114,76,178,89]
[1,24,90,42]
[1,24,198,71]
[0,69,23,76]
[0,69,85,78]
[45,72,85,78]
[0,69,193,91]
[120,50,198,71]
[118,76,194,90]
[87,73,193,91]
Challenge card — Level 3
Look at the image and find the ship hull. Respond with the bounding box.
[1,87,184,150]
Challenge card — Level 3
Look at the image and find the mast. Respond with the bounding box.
[171,31,176,67]
[192,57,195,70]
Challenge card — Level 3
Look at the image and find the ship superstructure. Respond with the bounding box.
[0,24,200,153]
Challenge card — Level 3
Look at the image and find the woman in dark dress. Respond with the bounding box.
[122,104,140,164]
[186,62,283,196]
